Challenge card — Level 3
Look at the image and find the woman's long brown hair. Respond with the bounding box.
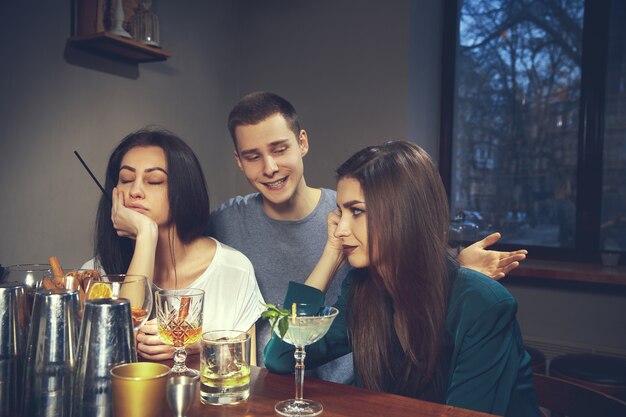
[336,141,451,400]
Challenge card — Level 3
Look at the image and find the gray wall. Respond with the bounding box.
[0,1,244,267]
[507,279,626,354]
[235,0,442,189]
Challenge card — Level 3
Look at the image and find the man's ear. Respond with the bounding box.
[298,130,309,157]
[234,150,244,171]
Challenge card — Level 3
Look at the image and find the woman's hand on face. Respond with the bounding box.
[326,209,345,253]
[304,209,346,292]
[136,318,175,361]
[111,187,156,240]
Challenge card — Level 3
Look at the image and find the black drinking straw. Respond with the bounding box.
[74,150,111,201]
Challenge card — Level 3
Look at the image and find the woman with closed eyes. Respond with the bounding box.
[83,128,264,361]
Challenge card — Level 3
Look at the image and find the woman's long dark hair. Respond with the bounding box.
[95,128,210,274]
[337,141,451,401]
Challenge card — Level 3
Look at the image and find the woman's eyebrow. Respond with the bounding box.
[145,167,168,175]
[342,200,364,208]
[119,166,168,175]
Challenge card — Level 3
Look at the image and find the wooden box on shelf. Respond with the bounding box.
[74,0,108,36]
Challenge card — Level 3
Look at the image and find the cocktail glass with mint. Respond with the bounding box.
[267,303,339,417]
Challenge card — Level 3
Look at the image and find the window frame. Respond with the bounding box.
[439,0,614,263]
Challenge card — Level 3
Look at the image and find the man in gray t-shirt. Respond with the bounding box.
[209,189,354,382]
[208,92,355,383]
[209,189,346,304]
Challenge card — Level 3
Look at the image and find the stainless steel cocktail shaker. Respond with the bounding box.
[0,282,30,417]
[23,289,80,417]
[72,298,137,417]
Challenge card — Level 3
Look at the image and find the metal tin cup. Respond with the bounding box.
[72,298,138,417]
[1,264,51,317]
[167,374,199,417]
[23,289,81,417]
[200,330,251,405]
[110,362,170,417]
[0,282,30,417]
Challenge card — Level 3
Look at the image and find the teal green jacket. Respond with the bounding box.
[264,267,540,417]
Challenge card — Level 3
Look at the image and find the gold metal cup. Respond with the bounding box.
[110,362,170,417]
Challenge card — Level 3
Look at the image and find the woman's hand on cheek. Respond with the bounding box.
[111,187,156,240]
[136,318,175,361]
[326,209,344,252]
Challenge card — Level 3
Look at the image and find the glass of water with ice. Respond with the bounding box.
[200,330,251,405]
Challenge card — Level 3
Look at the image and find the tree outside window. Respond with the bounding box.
[443,0,625,263]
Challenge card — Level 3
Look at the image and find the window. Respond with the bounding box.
[441,0,625,263]
[601,2,626,254]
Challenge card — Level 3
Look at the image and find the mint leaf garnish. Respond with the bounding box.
[261,303,290,339]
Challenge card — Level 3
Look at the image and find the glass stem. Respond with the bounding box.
[294,346,306,401]
[172,347,187,373]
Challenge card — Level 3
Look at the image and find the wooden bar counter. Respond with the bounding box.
[156,355,496,417]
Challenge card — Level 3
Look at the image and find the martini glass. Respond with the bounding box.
[156,289,204,375]
[273,304,339,417]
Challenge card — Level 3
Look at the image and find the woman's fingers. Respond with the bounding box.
[137,346,174,361]
[137,339,172,354]
[111,188,125,229]
[111,187,118,220]
[327,210,340,231]
[138,320,158,336]
[327,210,343,251]
[136,322,175,359]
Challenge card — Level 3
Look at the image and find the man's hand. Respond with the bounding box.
[458,232,527,280]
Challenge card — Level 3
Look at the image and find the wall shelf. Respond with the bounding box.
[68,32,171,63]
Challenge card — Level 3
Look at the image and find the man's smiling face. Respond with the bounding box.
[234,113,309,210]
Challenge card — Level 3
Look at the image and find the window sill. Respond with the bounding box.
[508,259,626,286]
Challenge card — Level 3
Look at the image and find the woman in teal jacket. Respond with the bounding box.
[264,141,539,417]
